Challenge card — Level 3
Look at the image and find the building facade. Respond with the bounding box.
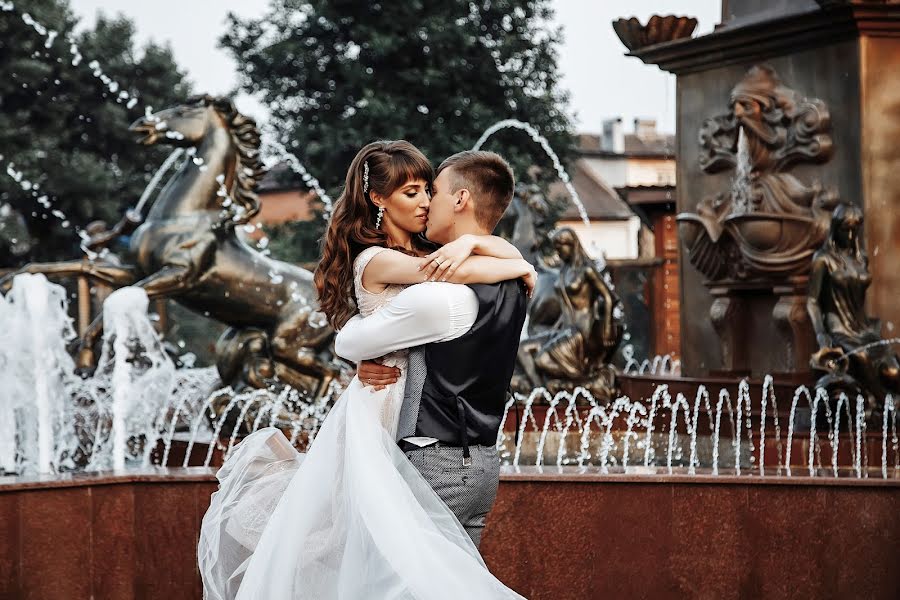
[555,118,680,360]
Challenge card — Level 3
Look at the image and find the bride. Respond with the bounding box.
[198,140,533,599]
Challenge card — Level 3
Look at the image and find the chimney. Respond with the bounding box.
[634,118,658,140]
[602,117,624,154]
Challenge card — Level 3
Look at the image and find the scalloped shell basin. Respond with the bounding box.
[726,212,820,254]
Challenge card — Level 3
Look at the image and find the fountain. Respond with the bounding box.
[0,274,334,476]
[0,273,76,474]
[1,94,345,432]
[1,3,899,599]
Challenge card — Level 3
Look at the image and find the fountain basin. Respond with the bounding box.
[483,467,900,600]
[0,468,897,599]
[613,15,698,52]
[675,213,729,280]
[676,210,824,280]
[676,213,706,247]
[725,211,820,255]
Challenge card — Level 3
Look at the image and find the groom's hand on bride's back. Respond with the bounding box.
[357,360,400,390]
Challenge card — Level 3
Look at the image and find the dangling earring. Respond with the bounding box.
[375,206,384,229]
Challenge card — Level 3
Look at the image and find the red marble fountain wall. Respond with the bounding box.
[0,470,217,600]
[0,469,898,599]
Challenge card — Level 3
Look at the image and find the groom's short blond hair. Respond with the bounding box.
[437,151,514,231]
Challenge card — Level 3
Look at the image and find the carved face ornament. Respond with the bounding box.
[683,65,838,283]
[729,66,788,147]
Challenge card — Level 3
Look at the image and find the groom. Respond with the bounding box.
[333,150,528,548]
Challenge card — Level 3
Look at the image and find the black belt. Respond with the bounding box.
[398,438,475,467]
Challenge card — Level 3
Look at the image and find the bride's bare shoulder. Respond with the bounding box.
[353,245,388,269]
[355,246,393,295]
[359,247,427,289]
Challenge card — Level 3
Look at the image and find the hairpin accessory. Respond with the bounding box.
[362,161,370,194]
[375,206,384,229]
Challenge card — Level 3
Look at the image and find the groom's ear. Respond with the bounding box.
[454,189,471,213]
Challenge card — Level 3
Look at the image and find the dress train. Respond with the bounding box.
[198,377,523,599]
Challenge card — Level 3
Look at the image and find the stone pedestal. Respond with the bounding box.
[772,277,817,374]
[708,284,751,375]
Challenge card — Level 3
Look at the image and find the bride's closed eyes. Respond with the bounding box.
[402,183,427,198]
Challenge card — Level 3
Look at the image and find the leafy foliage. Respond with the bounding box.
[263,207,326,265]
[0,0,192,265]
[221,0,574,196]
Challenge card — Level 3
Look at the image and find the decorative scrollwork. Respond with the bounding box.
[679,65,839,282]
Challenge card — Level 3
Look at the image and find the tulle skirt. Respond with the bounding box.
[198,377,524,599]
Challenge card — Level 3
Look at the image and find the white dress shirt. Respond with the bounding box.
[334,282,478,362]
[335,282,479,448]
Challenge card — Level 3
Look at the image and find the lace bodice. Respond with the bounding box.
[353,246,407,317]
[351,246,409,437]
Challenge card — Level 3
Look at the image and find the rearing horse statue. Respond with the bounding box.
[1,95,339,401]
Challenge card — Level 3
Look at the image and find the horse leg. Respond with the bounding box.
[76,265,192,368]
[269,306,338,398]
[78,263,138,287]
[313,370,337,399]
[270,304,333,359]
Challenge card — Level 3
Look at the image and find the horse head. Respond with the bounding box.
[129,95,266,224]
[129,95,237,147]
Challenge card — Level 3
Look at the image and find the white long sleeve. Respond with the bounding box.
[334,282,478,362]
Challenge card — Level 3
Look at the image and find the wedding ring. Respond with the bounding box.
[433,258,443,265]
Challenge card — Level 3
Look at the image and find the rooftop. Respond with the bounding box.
[553,158,637,221]
[576,117,675,158]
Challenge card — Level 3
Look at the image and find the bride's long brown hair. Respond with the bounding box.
[314,140,435,329]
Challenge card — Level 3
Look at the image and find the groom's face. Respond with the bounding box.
[425,167,457,245]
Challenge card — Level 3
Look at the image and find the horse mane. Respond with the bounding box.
[188,94,267,222]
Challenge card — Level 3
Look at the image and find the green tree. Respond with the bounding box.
[221,0,573,196]
[0,0,192,265]
[263,211,325,265]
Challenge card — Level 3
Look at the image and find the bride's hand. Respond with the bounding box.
[420,234,476,282]
[522,262,537,298]
[357,359,400,390]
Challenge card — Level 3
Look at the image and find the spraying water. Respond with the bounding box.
[6,2,139,108]
[473,119,591,227]
[0,274,77,474]
[261,129,334,215]
[134,148,186,216]
[90,287,175,470]
[2,275,898,479]
[732,126,752,214]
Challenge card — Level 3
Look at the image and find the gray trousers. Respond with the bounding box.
[404,443,501,548]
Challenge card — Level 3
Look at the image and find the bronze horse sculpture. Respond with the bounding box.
[0,95,340,407]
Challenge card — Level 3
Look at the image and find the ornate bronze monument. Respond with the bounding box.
[617,0,900,412]
[0,95,342,423]
[499,185,624,398]
[676,65,839,377]
[510,225,624,400]
[808,203,900,414]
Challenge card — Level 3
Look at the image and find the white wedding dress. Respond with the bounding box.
[198,246,524,600]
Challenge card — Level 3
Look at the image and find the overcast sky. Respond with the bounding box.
[70,0,720,135]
